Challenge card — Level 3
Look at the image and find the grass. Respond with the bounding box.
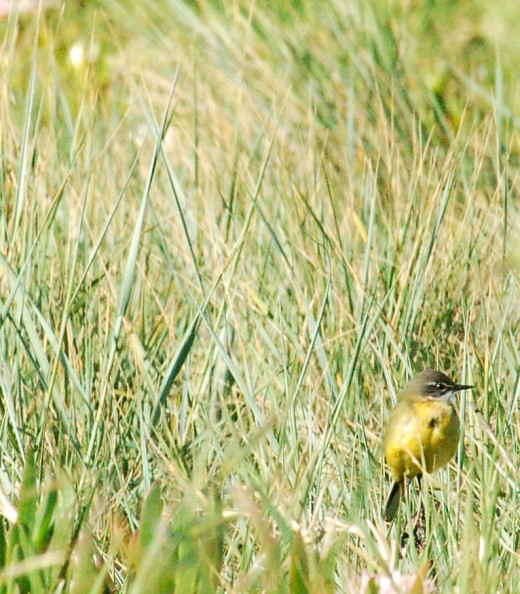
[0,0,519,592]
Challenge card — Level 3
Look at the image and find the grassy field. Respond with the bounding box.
[1,0,520,592]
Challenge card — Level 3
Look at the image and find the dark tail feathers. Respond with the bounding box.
[383,481,401,521]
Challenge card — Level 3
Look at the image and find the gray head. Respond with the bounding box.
[401,369,473,402]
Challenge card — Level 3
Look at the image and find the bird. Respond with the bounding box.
[383,369,473,521]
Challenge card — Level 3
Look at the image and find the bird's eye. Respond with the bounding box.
[435,383,441,389]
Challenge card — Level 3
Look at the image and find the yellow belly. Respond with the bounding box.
[383,399,460,482]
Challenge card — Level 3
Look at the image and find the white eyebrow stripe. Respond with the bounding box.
[425,381,453,390]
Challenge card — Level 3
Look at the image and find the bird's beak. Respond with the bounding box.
[454,384,473,392]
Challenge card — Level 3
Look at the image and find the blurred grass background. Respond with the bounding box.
[0,0,520,592]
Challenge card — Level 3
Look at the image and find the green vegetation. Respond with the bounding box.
[0,0,519,591]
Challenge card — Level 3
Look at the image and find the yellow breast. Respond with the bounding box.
[383,398,460,482]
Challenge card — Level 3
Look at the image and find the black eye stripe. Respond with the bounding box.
[425,381,452,389]
[423,381,454,396]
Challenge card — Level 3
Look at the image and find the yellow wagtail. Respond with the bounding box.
[383,370,473,521]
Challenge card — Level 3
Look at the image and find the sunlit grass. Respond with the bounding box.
[0,0,519,592]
